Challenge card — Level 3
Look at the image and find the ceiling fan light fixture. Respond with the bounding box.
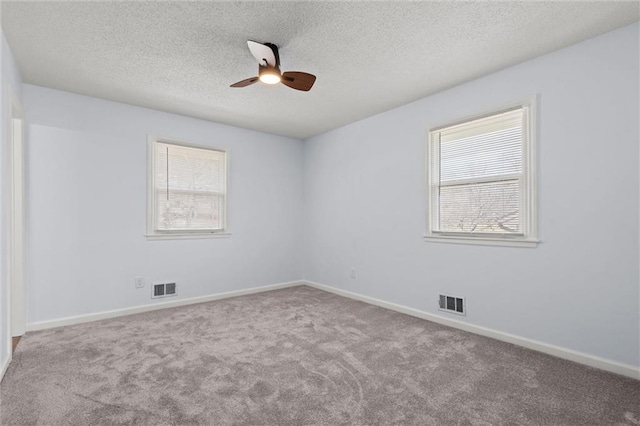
[258,67,281,85]
[231,41,316,91]
[259,73,281,85]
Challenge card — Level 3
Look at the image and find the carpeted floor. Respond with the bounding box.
[1,286,638,425]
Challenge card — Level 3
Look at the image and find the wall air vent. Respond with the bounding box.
[438,294,465,316]
[152,282,177,299]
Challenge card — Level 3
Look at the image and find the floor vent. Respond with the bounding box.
[152,282,177,299]
[438,294,465,316]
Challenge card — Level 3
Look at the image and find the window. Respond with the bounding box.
[425,100,537,247]
[147,137,228,239]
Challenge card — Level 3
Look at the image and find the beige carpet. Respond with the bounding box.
[1,286,638,425]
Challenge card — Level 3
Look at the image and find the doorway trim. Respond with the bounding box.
[9,87,25,340]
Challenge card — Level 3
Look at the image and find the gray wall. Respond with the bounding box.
[24,85,304,325]
[302,24,640,367]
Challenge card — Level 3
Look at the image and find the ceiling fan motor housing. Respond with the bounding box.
[258,65,282,84]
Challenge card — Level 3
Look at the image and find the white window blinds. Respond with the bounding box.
[430,107,527,236]
[153,142,226,232]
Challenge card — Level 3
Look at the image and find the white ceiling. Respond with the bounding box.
[2,1,638,140]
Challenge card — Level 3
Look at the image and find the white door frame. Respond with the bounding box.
[9,88,25,338]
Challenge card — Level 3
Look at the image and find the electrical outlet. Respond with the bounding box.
[135,277,145,288]
[350,268,356,279]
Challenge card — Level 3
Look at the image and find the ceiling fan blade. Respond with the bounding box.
[281,72,316,91]
[247,40,277,67]
[230,77,259,88]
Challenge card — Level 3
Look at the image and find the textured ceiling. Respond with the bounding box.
[2,1,638,139]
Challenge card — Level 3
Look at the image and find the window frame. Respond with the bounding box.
[424,97,538,248]
[146,135,230,240]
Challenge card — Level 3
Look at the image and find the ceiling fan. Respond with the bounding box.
[230,41,316,91]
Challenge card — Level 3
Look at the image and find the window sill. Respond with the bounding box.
[423,234,539,248]
[145,232,232,241]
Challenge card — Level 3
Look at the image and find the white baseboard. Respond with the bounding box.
[22,279,640,380]
[26,280,303,332]
[303,280,640,380]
